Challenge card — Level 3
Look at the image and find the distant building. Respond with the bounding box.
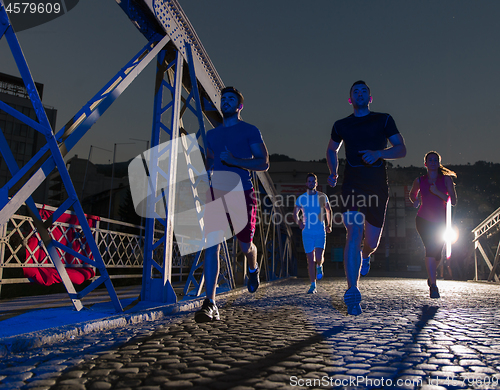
[0,72,57,204]
[46,156,130,221]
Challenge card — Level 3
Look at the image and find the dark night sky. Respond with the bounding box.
[2,1,500,168]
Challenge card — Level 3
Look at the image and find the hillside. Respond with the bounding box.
[270,153,500,225]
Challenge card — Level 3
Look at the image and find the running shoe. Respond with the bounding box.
[344,286,362,316]
[360,256,371,276]
[195,298,220,323]
[429,285,440,299]
[316,265,324,280]
[247,267,260,293]
[307,284,317,294]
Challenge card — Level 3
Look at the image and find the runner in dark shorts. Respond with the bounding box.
[409,151,457,298]
[195,87,269,323]
[326,80,407,315]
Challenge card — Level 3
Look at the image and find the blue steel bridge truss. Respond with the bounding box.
[0,0,297,311]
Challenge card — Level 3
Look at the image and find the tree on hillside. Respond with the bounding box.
[269,153,297,162]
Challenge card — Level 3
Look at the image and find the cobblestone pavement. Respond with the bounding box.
[1,277,500,389]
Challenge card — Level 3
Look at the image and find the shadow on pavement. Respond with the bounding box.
[197,325,345,386]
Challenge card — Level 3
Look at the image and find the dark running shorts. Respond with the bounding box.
[340,166,389,228]
[341,186,389,228]
[204,188,257,244]
[235,188,257,243]
[415,216,445,261]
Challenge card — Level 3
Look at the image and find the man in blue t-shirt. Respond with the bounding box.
[195,87,269,323]
[293,173,332,294]
[326,80,406,315]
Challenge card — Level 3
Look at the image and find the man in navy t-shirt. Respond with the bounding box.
[195,87,269,323]
[326,80,406,315]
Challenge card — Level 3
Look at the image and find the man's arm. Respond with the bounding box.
[359,133,407,165]
[293,205,304,230]
[326,138,342,187]
[323,194,332,233]
[220,142,269,172]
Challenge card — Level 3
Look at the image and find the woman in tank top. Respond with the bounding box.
[409,151,457,298]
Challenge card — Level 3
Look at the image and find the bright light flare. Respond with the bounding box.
[443,196,458,259]
[443,226,459,245]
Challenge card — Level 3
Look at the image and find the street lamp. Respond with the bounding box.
[130,138,150,152]
[107,142,135,229]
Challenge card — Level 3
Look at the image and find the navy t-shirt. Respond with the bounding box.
[206,121,264,190]
[331,112,400,194]
[331,112,400,168]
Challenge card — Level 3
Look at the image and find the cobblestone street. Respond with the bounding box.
[1,277,500,389]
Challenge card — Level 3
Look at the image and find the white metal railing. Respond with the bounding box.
[472,206,500,282]
[0,203,195,295]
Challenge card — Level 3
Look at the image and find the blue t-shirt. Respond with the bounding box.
[295,192,327,232]
[206,121,264,190]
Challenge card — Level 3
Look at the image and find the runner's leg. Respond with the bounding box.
[343,211,364,289]
[204,244,220,301]
[240,241,257,270]
[315,247,325,268]
[306,251,316,284]
[362,221,383,259]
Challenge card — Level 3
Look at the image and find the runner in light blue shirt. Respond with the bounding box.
[293,173,332,294]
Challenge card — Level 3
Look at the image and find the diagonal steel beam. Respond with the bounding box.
[0,34,171,225]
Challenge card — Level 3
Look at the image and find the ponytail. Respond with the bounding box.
[439,165,457,178]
